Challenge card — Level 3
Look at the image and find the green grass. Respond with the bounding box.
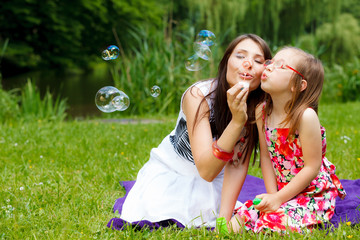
[0,102,359,239]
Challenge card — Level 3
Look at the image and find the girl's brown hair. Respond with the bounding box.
[193,34,272,165]
[263,47,324,137]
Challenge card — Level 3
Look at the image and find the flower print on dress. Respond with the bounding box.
[233,105,346,233]
[260,211,287,231]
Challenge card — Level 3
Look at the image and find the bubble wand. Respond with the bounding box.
[240,60,251,89]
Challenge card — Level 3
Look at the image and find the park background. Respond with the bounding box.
[0,0,359,239]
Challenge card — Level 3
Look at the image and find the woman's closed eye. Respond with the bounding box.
[235,53,245,59]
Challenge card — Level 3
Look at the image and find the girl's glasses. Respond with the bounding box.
[264,59,304,79]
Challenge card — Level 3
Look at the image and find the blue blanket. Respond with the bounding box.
[107,175,360,230]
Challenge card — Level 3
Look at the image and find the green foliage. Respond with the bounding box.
[296,11,360,65]
[315,14,360,64]
[0,85,20,123]
[176,0,342,46]
[322,58,360,103]
[0,40,20,123]
[173,0,360,67]
[0,0,165,70]
[0,38,9,62]
[2,0,359,72]
[20,79,68,121]
[107,25,221,116]
[296,34,327,59]
[342,0,360,20]
[0,79,68,123]
[0,102,359,238]
[1,0,360,113]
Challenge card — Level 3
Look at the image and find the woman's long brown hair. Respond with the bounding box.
[192,34,272,165]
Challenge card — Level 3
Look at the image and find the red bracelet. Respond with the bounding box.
[212,140,234,162]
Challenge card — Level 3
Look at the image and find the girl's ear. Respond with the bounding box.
[299,79,307,92]
[291,79,307,92]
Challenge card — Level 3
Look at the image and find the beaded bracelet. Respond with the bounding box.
[212,140,234,162]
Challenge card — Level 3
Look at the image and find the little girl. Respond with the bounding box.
[219,47,346,233]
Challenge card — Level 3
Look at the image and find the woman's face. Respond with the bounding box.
[226,39,266,90]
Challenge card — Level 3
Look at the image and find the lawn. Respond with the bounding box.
[0,102,359,239]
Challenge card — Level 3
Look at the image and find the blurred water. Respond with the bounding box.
[2,67,113,118]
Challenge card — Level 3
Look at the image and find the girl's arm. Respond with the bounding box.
[255,105,277,193]
[255,108,322,213]
[183,82,249,182]
[218,151,250,221]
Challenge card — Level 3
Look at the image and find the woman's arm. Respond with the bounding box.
[255,105,277,193]
[255,108,322,213]
[182,82,248,182]
[183,82,249,182]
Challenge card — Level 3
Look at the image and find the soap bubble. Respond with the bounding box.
[101,45,120,60]
[95,86,130,112]
[193,42,212,60]
[185,54,208,71]
[185,30,216,72]
[195,30,216,47]
[150,85,161,98]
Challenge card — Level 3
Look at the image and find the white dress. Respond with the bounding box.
[120,79,224,228]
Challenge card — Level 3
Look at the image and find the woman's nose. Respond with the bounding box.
[242,60,253,70]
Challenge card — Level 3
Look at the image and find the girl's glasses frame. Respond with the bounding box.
[264,59,305,79]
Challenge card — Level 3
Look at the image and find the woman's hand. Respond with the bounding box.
[226,82,249,124]
[253,193,282,213]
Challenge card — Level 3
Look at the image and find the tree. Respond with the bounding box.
[0,0,165,75]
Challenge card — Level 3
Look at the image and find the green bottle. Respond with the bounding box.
[253,198,262,205]
[216,217,229,234]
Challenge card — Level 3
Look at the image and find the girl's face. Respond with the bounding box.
[260,49,301,96]
[226,39,266,90]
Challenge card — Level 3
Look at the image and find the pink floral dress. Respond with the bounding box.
[234,107,346,233]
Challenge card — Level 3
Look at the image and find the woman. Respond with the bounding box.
[110,34,272,228]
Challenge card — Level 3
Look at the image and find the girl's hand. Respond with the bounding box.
[226,82,249,124]
[253,193,282,213]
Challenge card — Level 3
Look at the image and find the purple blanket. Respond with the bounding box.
[107,175,360,230]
